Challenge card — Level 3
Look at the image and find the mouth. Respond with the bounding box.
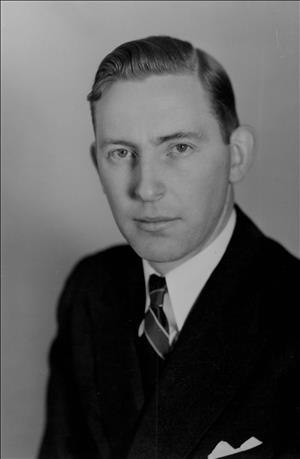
[134,217,179,232]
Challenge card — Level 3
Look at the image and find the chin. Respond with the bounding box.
[130,238,185,264]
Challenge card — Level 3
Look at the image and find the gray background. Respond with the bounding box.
[2,2,299,458]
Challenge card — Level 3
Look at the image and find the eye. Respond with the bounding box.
[169,143,193,157]
[175,144,189,153]
[109,148,134,161]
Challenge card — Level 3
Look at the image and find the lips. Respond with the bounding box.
[134,216,179,232]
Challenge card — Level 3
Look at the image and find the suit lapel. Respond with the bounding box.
[128,208,267,459]
[88,247,146,456]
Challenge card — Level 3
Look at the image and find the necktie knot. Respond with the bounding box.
[149,274,167,309]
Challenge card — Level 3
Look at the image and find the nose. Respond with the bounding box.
[132,156,166,202]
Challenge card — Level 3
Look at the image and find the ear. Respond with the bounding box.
[90,142,98,169]
[229,126,255,183]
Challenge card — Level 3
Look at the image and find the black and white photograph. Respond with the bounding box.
[2,2,299,458]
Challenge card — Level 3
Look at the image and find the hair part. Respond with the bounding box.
[87,36,239,144]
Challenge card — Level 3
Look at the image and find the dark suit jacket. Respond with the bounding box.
[39,207,300,459]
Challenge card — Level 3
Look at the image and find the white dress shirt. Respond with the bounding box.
[138,210,236,344]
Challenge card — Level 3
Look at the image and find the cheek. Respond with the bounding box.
[99,173,119,204]
[204,151,231,189]
[182,157,230,212]
[99,172,132,222]
[188,159,227,191]
[99,166,122,196]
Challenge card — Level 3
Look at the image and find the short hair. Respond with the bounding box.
[87,36,240,144]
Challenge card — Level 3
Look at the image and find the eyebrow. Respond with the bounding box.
[99,130,204,149]
[99,138,137,150]
[154,131,204,145]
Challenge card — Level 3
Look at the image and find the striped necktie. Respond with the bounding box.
[144,274,170,359]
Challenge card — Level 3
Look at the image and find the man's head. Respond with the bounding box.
[88,35,239,145]
[88,36,254,274]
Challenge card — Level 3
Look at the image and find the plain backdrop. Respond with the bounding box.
[1,2,299,458]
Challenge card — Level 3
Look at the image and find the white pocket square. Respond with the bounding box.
[208,436,262,458]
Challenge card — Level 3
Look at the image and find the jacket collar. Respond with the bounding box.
[88,245,145,456]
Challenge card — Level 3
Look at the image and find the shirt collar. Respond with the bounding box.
[142,209,236,330]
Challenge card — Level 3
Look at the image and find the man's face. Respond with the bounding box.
[94,74,233,273]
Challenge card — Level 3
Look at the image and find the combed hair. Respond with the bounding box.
[87,36,239,143]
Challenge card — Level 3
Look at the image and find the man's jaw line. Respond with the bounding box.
[145,186,235,275]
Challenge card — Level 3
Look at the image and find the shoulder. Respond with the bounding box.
[260,237,299,334]
[258,235,299,313]
[235,205,299,281]
[261,235,299,279]
[250,217,299,332]
[66,243,141,286]
[235,210,299,370]
[234,206,299,320]
[74,243,139,271]
[55,244,141,322]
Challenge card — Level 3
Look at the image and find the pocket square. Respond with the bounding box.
[208,436,262,458]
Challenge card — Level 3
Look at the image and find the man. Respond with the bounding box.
[39,36,299,459]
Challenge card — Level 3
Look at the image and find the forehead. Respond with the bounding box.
[94,74,216,140]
